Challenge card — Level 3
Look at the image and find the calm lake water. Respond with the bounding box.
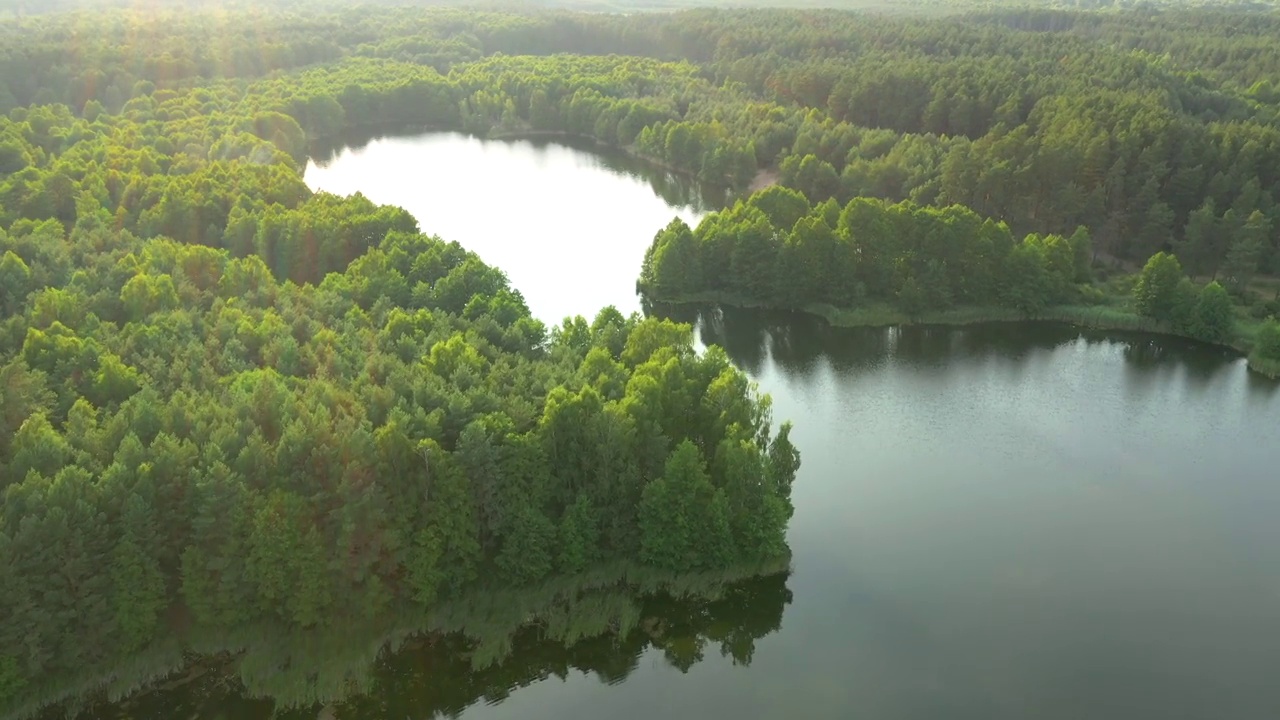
[306,131,721,324]
[87,132,1280,719]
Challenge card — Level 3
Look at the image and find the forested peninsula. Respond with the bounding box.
[0,7,817,718]
[4,1,1280,717]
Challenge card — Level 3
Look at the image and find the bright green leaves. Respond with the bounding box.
[90,353,142,407]
[0,33,812,710]
[244,111,307,158]
[0,359,53,463]
[425,333,488,379]
[780,153,839,201]
[7,411,72,483]
[0,139,28,174]
[620,317,693,368]
[1134,252,1186,324]
[640,218,701,298]
[1190,281,1234,344]
[0,250,31,316]
[1132,252,1237,343]
[20,322,141,409]
[714,427,791,562]
[577,346,629,400]
[1255,320,1280,360]
[432,256,509,315]
[540,385,608,501]
[728,208,780,300]
[646,188,1084,315]
[639,440,734,572]
[747,186,810,230]
[1002,242,1052,316]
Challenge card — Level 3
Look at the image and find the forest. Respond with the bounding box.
[640,185,1280,369]
[4,1,1280,717]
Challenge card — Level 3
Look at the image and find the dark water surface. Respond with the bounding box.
[85,132,1280,719]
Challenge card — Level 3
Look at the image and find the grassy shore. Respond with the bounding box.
[653,289,1280,379]
[1248,353,1280,378]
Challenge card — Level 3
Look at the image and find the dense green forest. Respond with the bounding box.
[5,1,1280,716]
[0,10,816,718]
[639,186,1280,373]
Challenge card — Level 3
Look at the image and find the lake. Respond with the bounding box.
[305,131,722,324]
[84,131,1280,719]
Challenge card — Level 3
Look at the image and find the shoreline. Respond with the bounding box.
[16,557,790,720]
[647,290,1280,379]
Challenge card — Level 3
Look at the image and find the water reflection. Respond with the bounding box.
[647,301,1261,388]
[73,568,791,720]
[310,127,727,214]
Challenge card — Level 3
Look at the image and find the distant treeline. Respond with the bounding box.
[5,6,1280,271]
[640,185,1280,362]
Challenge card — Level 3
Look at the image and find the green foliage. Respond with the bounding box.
[639,440,716,572]
[646,189,1096,318]
[1219,211,1268,295]
[1068,226,1093,283]
[1253,320,1280,361]
[405,527,446,607]
[1191,281,1235,343]
[1134,252,1187,324]
[7,412,72,482]
[18,0,1280,709]
[110,532,166,654]
[496,507,558,585]
[747,186,810,230]
[557,495,600,573]
[0,654,23,707]
[767,421,801,507]
[0,251,31,316]
[640,218,701,297]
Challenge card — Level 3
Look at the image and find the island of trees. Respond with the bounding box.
[5,0,1280,716]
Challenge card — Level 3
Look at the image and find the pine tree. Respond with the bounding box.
[702,490,737,567]
[110,496,167,654]
[496,505,557,585]
[639,440,719,571]
[180,462,251,628]
[1219,211,1268,295]
[558,494,600,574]
[0,532,29,706]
